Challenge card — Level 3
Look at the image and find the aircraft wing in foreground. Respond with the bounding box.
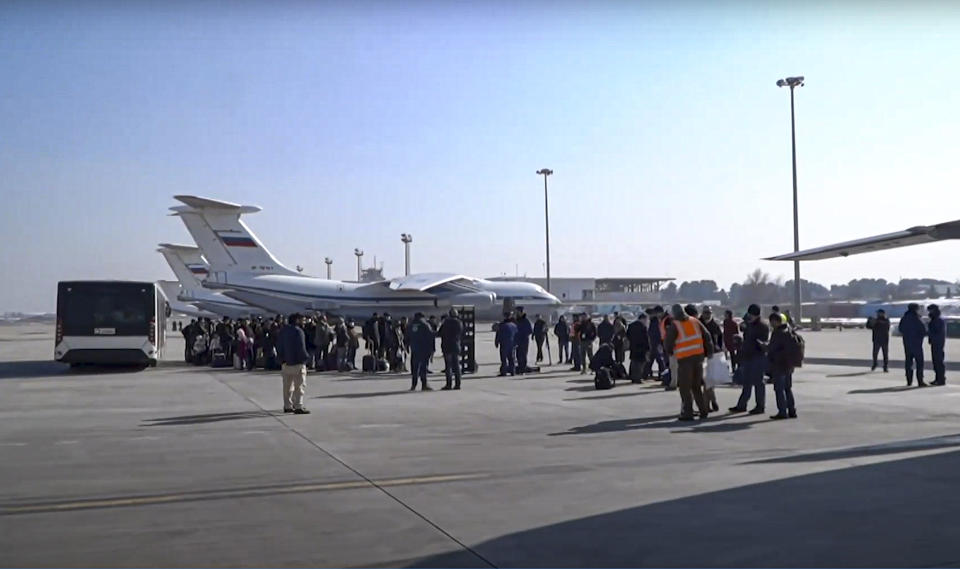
[765,219,960,261]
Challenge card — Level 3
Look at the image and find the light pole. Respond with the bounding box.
[324,257,333,280]
[400,233,413,276]
[536,168,553,293]
[777,75,804,323]
[354,248,364,282]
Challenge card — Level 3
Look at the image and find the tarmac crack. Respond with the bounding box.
[211,372,499,569]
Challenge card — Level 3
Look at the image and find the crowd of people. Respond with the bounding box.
[515,303,803,421]
[178,309,470,412]
[175,300,947,422]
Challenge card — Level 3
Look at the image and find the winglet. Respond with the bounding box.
[173,195,262,215]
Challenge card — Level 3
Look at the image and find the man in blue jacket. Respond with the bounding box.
[898,303,928,387]
[276,313,311,414]
[495,313,518,376]
[515,307,533,374]
[928,304,947,385]
[407,313,434,391]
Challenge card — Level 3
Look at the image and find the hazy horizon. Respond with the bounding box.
[3,1,960,313]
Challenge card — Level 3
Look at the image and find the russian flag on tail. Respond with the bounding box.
[217,231,258,248]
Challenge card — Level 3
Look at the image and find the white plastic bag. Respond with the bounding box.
[704,354,729,388]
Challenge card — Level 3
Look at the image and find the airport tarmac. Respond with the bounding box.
[2,323,960,567]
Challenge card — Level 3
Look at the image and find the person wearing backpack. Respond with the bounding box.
[766,313,797,420]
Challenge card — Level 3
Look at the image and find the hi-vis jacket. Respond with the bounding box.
[664,317,711,360]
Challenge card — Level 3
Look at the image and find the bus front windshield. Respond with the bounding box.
[59,283,154,337]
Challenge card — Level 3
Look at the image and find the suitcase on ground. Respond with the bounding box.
[594,368,614,390]
[376,358,388,372]
[362,354,375,372]
[324,353,338,372]
[211,350,231,368]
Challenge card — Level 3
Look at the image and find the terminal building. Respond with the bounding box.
[488,276,674,303]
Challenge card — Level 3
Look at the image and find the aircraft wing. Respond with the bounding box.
[387,272,472,292]
[765,219,960,261]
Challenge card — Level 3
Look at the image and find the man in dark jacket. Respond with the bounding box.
[722,310,740,373]
[766,313,797,420]
[439,309,463,390]
[495,313,518,376]
[182,319,198,363]
[407,313,434,391]
[554,316,571,364]
[627,313,650,383]
[730,304,770,414]
[276,313,310,414]
[515,308,533,374]
[533,314,548,364]
[597,315,614,346]
[866,309,890,372]
[928,304,947,385]
[646,307,667,381]
[364,314,381,361]
[898,303,927,387]
[579,315,598,375]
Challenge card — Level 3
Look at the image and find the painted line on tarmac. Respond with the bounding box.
[0,472,488,516]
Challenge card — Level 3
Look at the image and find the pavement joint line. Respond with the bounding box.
[210,372,499,569]
[0,473,489,516]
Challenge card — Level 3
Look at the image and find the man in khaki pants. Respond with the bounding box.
[277,313,311,415]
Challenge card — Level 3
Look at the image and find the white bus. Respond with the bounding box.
[55,281,169,367]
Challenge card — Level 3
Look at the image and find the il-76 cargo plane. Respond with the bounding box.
[169,195,561,319]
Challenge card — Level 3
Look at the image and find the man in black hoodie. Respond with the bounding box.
[928,304,947,385]
[439,309,464,390]
[730,304,770,415]
[627,313,650,382]
[866,309,890,372]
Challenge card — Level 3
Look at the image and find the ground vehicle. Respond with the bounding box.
[55,281,169,366]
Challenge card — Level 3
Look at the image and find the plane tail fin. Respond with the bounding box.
[170,196,298,276]
[157,243,209,289]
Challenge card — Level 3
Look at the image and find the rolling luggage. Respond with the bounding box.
[362,354,375,372]
[211,350,231,368]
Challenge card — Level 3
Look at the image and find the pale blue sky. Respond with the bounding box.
[2,1,959,312]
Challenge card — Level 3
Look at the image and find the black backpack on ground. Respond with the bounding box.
[376,358,388,372]
[594,367,614,390]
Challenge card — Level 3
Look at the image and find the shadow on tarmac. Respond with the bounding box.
[407,447,960,568]
[744,433,960,465]
[848,385,917,394]
[0,360,148,379]
[142,411,279,426]
[807,357,960,371]
[316,390,412,399]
